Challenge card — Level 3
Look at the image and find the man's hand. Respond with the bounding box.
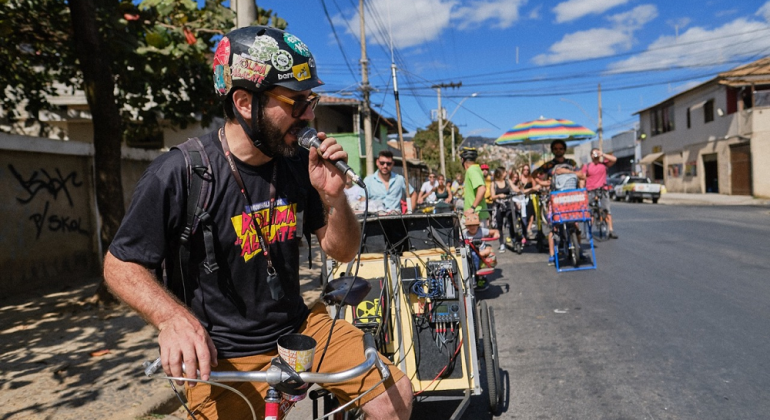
[158,312,218,386]
[308,131,347,205]
[103,253,219,387]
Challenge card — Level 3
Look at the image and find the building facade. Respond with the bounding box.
[636,58,770,197]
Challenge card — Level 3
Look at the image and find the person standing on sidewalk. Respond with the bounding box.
[582,148,619,238]
[460,147,489,226]
[103,26,412,420]
[364,150,417,213]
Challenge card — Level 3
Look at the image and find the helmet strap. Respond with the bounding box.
[232,94,274,158]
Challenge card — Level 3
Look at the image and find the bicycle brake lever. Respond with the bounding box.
[143,357,162,377]
[362,333,391,380]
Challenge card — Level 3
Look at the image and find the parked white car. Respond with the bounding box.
[614,176,662,203]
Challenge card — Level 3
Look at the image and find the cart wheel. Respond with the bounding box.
[570,230,580,267]
[479,301,502,414]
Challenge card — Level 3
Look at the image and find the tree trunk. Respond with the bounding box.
[69,0,124,304]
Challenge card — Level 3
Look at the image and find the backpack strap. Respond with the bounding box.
[173,137,218,276]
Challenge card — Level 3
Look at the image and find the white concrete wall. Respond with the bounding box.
[0,133,160,295]
[751,107,770,198]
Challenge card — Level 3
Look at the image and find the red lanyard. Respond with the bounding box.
[218,128,284,300]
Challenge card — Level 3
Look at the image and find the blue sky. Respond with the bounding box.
[265,0,770,141]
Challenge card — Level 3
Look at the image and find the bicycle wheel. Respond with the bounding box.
[593,211,609,242]
[570,230,580,267]
[479,301,501,414]
[513,215,523,254]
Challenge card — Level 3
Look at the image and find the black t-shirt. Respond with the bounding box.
[109,128,326,358]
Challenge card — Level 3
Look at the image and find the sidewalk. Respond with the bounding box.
[657,192,770,206]
[0,245,325,420]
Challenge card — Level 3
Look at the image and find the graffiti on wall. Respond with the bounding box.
[9,164,90,239]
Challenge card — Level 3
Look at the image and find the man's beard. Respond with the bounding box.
[255,113,308,158]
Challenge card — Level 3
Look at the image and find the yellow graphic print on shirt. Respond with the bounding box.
[231,200,298,262]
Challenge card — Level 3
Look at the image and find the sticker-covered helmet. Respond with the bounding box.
[213,25,324,97]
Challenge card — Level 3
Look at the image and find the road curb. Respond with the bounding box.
[107,388,180,420]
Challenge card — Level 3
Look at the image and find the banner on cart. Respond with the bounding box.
[549,189,590,223]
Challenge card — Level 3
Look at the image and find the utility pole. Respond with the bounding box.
[231,0,256,28]
[597,83,604,151]
[391,64,411,211]
[432,82,461,178]
[360,0,374,176]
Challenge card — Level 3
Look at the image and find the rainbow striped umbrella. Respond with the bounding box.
[495,117,595,145]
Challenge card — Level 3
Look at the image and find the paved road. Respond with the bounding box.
[420,202,770,419]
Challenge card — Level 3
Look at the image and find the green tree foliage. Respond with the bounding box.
[412,120,465,177]
[1,1,288,137]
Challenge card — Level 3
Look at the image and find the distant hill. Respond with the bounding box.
[461,136,545,152]
[459,136,495,148]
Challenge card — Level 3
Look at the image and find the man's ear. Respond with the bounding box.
[232,89,253,120]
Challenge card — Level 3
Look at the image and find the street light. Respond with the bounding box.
[444,93,477,162]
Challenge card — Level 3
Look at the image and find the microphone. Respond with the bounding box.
[297,127,365,188]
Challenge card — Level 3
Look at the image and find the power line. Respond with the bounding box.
[319,0,359,86]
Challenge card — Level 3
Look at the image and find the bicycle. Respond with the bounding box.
[549,189,597,272]
[587,186,611,242]
[142,277,391,420]
[531,191,550,253]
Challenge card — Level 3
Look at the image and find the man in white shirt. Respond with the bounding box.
[417,173,438,204]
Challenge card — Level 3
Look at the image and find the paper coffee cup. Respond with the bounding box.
[276,334,317,401]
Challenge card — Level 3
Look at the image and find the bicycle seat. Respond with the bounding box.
[323,276,371,307]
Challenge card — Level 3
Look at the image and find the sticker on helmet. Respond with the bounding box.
[292,63,311,82]
[213,37,231,70]
[231,55,272,87]
[214,65,227,95]
[248,35,280,63]
[284,33,311,57]
[272,50,293,72]
[308,57,315,68]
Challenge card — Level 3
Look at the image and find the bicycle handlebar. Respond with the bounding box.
[144,333,389,387]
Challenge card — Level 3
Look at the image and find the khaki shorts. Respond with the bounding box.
[186,302,405,419]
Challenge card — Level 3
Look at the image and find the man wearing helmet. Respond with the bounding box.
[460,147,489,225]
[103,26,412,420]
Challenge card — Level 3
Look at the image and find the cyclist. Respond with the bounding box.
[532,139,585,265]
[460,147,489,226]
[463,212,500,291]
[531,139,577,180]
[490,166,519,252]
[518,164,539,239]
[103,26,412,420]
[582,148,618,239]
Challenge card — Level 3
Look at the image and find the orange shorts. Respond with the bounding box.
[186,302,405,419]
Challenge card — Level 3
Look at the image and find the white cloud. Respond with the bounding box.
[609,18,770,73]
[533,28,634,64]
[336,0,525,49]
[533,5,657,65]
[758,1,770,22]
[337,0,456,49]
[553,0,630,23]
[452,0,528,30]
[528,5,542,20]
